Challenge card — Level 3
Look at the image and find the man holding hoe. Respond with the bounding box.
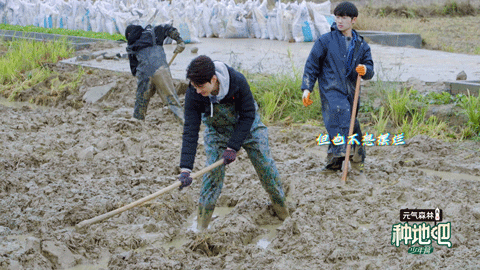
[301,1,374,174]
[177,55,289,231]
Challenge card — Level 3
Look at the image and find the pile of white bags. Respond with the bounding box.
[0,0,334,43]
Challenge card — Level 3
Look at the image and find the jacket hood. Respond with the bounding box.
[125,25,143,45]
[210,61,230,103]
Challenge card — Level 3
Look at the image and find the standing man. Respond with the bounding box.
[125,24,185,122]
[301,1,374,173]
[177,55,289,231]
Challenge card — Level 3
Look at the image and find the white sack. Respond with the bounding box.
[292,1,317,42]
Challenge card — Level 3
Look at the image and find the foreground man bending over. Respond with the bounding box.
[178,55,289,231]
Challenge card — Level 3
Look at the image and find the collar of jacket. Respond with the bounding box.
[330,22,364,43]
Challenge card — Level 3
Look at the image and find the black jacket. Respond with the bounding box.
[180,65,256,170]
[125,24,182,76]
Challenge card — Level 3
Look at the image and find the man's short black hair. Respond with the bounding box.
[186,55,216,85]
[333,1,358,18]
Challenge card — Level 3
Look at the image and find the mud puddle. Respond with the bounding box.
[252,223,282,249]
[419,168,480,181]
[353,223,372,233]
[305,146,328,160]
[65,257,109,270]
[144,206,235,251]
[0,97,45,110]
[5,233,35,242]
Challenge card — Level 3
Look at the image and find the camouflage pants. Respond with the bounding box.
[198,103,287,219]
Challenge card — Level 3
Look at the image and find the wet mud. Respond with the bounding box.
[1,65,480,269]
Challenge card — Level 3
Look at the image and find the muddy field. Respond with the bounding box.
[1,59,480,270]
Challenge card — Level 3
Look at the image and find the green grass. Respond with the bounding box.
[0,38,81,104]
[0,24,125,41]
[0,37,73,83]
[371,106,389,134]
[30,67,85,107]
[423,91,456,104]
[247,73,476,141]
[459,92,480,134]
[359,80,466,140]
[410,91,463,105]
[386,88,411,126]
[248,72,322,124]
[398,107,449,139]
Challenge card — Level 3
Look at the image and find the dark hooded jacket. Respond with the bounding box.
[125,24,182,76]
[301,22,374,156]
[179,64,256,170]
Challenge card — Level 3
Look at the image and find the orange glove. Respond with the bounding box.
[302,90,313,107]
[356,64,366,76]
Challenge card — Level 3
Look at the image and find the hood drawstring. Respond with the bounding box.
[208,61,229,118]
[209,94,219,117]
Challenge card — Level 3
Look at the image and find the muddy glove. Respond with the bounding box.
[302,90,313,107]
[222,148,237,165]
[174,41,185,54]
[356,64,366,76]
[178,171,193,190]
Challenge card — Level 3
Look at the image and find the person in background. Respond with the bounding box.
[301,1,374,174]
[125,24,185,122]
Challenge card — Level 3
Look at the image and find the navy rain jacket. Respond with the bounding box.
[301,23,374,154]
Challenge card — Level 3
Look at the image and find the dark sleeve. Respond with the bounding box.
[165,24,184,44]
[301,38,326,91]
[360,43,374,80]
[125,25,143,76]
[227,71,256,151]
[127,53,138,76]
[179,87,203,170]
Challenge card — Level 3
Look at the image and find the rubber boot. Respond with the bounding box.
[133,80,153,121]
[271,201,289,220]
[350,145,365,173]
[320,154,344,174]
[197,206,215,232]
[151,66,184,123]
[151,68,180,106]
[168,104,185,123]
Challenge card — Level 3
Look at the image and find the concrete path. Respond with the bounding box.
[61,37,480,83]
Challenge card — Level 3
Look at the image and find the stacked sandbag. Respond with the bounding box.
[0,0,334,43]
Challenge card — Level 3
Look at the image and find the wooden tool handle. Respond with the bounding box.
[168,52,178,66]
[341,75,362,183]
[76,159,224,229]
